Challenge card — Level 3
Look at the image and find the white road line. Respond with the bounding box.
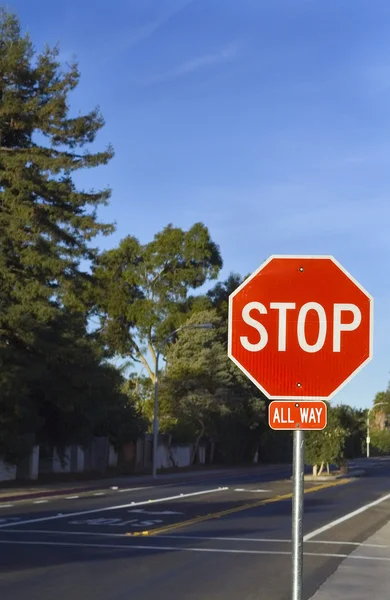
[3,529,128,538]
[5,530,389,549]
[0,504,13,508]
[117,486,154,493]
[94,493,105,496]
[304,491,390,541]
[33,500,49,504]
[66,496,79,500]
[156,535,390,549]
[234,489,269,493]
[1,538,390,561]
[0,487,228,529]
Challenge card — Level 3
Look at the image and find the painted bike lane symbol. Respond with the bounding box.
[68,508,183,528]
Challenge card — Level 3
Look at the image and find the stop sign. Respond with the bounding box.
[228,255,373,400]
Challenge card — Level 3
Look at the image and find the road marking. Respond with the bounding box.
[117,486,154,493]
[1,538,390,562]
[130,479,351,537]
[33,500,49,504]
[0,487,228,529]
[155,534,390,549]
[128,509,183,516]
[234,489,270,493]
[304,491,390,541]
[0,468,290,506]
[67,517,165,528]
[4,529,390,550]
[3,529,128,537]
[66,496,79,500]
[69,518,139,527]
[0,518,21,525]
[94,493,105,496]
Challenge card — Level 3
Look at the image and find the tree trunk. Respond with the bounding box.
[313,464,318,477]
[209,441,215,464]
[318,461,325,476]
[191,422,205,465]
[167,435,177,468]
[326,462,330,474]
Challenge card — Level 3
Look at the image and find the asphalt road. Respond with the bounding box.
[0,459,390,600]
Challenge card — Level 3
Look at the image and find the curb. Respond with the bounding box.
[304,469,366,482]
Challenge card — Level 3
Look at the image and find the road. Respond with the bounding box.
[0,459,390,600]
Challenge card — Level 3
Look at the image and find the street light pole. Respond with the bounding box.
[367,402,389,458]
[152,323,213,478]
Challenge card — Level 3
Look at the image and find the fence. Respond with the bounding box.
[0,434,206,482]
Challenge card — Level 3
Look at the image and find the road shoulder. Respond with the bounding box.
[308,519,390,599]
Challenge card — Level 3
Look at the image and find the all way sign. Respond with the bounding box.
[269,401,327,430]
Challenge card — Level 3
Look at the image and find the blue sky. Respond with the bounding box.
[8,0,390,409]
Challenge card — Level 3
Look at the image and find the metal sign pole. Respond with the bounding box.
[292,428,305,600]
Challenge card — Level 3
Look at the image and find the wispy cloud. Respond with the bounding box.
[125,0,195,52]
[100,0,195,64]
[132,41,242,86]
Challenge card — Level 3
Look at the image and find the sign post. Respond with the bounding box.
[228,255,373,600]
[292,428,304,600]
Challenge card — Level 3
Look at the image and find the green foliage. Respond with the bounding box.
[373,390,390,409]
[161,309,266,463]
[0,10,146,462]
[368,390,390,455]
[369,430,390,456]
[334,405,366,459]
[305,404,349,468]
[207,273,243,318]
[95,380,148,452]
[258,429,293,464]
[305,404,366,472]
[92,222,223,380]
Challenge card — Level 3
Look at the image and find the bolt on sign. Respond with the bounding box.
[228,256,373,400]
[269,401,327,431]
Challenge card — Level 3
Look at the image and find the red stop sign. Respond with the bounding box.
[228,255,373,400]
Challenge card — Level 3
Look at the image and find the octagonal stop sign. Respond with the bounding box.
[228,255,373,400]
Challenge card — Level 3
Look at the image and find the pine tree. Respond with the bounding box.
[0,10,115,459]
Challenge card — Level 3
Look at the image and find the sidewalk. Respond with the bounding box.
[0,463,288,504]
[309,520,390,599]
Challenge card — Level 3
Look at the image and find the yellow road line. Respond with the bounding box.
[126,478,351,537]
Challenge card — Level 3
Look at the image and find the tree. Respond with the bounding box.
[92,222,222,383]
[305,405,349,476]
[161,309,266,464]
[369,430,390,456]
[207,272,244,319]
[1,310,135,462]
[0,10,115,459]
[371,391,390,430]
[95,375,148,453]
[367,390,390,455]
[335,405,366,459]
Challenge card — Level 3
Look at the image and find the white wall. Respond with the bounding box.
[108,445,118,468]
[155,444,169,469]
[74,447,85,473]
[0,458,16,482]
[52,448,71,473]
[30,446,40,480]
[155,444,193,469]
[171,446,191,467]
[197,446,206,465]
